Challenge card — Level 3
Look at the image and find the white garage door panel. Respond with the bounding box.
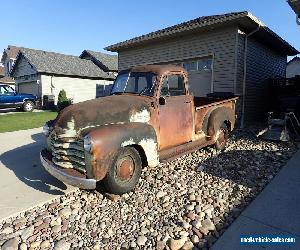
[188,70,212,97]
[18,82,39,95]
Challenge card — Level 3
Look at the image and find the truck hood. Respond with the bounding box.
[53,95,153,137]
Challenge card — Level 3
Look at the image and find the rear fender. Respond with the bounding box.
[205,107,235,137]
[88,123,159,180]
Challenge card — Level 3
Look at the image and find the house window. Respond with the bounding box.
[198,59,212,72]
[183,61,197,71]
[6,62,10,75]
[182,58,213,72]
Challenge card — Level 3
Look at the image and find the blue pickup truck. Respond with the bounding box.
[0,84,38,112]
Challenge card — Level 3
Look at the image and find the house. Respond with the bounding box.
[0,45,20,87]
[80,50,118,74]
[105,11,298,125]
[10,48,117,105]
[287,57,300,77]
[288,0,300,24]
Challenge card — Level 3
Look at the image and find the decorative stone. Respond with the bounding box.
[2,237,20,250]
[169,237,187,250]
[136,235,147,246]
[58,208,72,218]
[54,239,71,250]
[21,226,34,241]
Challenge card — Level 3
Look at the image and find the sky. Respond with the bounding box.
[0,0,299,59]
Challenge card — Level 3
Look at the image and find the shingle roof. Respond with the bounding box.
[80,50,118,71]
[288,0,300,15]
[105,11,298,55]
[11,48,114,80]
[288,56,300,64]
[1,45,22,63]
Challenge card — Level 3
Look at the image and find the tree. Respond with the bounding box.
[57,89,72,111]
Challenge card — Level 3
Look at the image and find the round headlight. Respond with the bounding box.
[83,135,92,152]
[43,123,49,136]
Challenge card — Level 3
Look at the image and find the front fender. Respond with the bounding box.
[88,122,159,180]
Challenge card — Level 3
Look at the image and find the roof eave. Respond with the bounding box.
[288,0,300,15]
[105,13,298,56]
[39,71,115,80]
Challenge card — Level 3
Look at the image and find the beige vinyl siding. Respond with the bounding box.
[13,56,37,77]
[118,26,238,93]
[242,37,286,122]
[41,75,113,104]
[287,60,300,78]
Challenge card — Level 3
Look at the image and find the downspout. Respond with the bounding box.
[240,25,261,128]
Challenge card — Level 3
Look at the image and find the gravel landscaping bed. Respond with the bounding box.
[0,128,297,250]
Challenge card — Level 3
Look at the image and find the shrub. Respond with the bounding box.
[57,89,72,111]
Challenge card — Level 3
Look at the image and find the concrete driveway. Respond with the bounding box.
[0,128,76,220]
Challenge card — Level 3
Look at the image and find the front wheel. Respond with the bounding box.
[102,147,142,194]
[23,101,35,112]
[215,123,229,151]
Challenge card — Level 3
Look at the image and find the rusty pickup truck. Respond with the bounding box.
[41,65,238,194]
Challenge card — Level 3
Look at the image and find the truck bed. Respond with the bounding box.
[194,96,237,109]
[194,96,238,133]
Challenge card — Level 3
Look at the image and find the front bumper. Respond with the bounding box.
[40,150,96,189]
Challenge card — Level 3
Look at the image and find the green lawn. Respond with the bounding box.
[0,111,58,133]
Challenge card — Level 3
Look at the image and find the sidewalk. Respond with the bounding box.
[213,148,300,250]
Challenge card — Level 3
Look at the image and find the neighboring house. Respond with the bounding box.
[105,11,298,125]
[0,45,20,87]
[287,57,300,77]
[288,0,300,24]
[80,50,118,74]
[10,48,116,105]
[0,65,15,86]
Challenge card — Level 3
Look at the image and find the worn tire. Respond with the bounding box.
[102,147,142,194]
[22,101,34,112]
[215,123,229,151]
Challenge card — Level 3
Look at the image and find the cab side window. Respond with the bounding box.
[0,86,7,95]
[160,75,185,97]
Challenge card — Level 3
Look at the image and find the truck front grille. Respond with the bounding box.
[49,132,86,173]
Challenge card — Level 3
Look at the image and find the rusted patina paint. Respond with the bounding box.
[53,95,155,136]
[45,64,238,185]
[88,123,158,180]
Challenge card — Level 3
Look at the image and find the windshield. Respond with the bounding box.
[111,72,156,96]
[0,85,15,95]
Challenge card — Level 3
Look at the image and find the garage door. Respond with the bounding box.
[181,57,213,97]
[18,81,39,95]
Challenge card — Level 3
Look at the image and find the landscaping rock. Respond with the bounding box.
[0,128,296,249]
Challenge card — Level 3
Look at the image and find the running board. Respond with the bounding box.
[158,138,213,163]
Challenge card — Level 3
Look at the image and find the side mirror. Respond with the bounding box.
[159,96,166,105]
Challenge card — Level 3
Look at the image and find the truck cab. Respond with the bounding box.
[41,65,238,194]
[0,84,37,112]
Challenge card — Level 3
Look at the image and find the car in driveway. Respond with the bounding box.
[0,84,38,112]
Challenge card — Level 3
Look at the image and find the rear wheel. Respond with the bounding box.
[102,147,142,194]
[23,101,34,112]
[215,123,229,151]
